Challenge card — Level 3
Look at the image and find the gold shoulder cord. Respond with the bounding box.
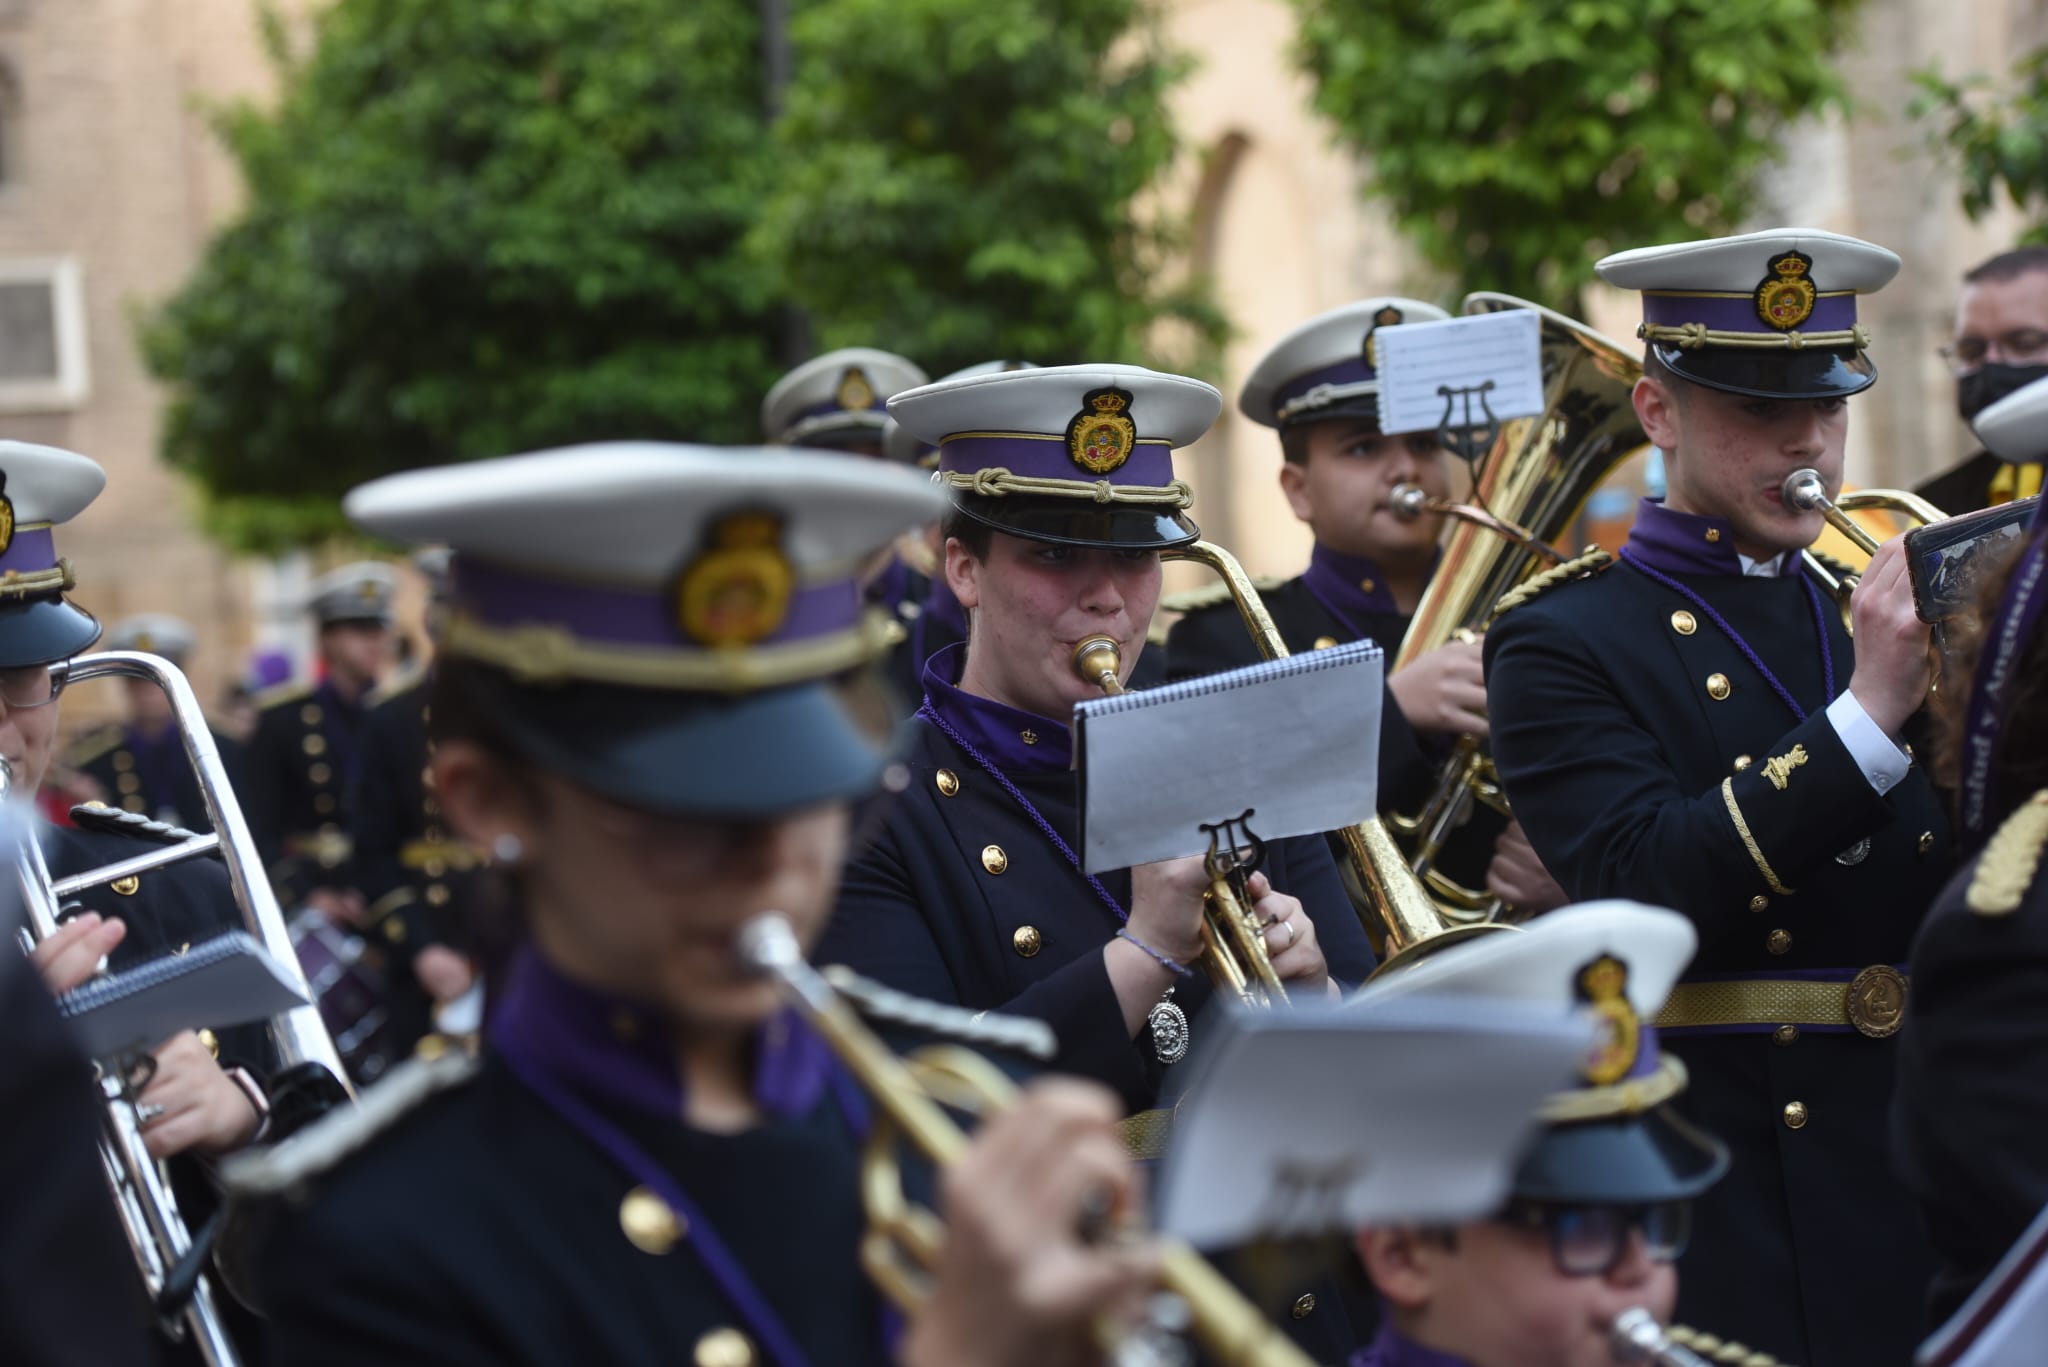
[1967,790,2048,917]
[1491,547,1612,619]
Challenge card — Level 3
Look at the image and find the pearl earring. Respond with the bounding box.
[491,833,524,865]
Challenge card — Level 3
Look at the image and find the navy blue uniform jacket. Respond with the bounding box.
[1485,534,1952,1367]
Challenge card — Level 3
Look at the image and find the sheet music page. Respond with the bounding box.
[1155,997,1591,1248]
[1376,308,1545,437]
[1073,640,1381,873]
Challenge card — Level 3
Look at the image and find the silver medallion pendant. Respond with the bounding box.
[1148,990,1190,1065]
[1835,837,1872,867]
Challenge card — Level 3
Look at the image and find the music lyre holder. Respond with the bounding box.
[1199,809,1266,885]
[1435,381,1499,466]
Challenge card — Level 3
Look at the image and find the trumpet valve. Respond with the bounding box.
[1071,636,1125,694]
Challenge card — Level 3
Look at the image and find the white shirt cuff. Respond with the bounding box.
[1825,691,1911,795]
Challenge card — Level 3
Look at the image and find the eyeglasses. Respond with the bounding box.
[0,664,61,710]
[1498,1199,1692,1277]
[1939,329,2048,373]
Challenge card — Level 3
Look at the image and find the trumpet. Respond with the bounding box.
[1071,634,1288,1008]
[1781,468,1945,593]
[736,912,1317,1367]
[6,649,355,1365]
[1609,1310,1792,1367]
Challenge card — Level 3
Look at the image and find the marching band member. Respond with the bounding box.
[257,442,1156,1367]
[823,363,1374,1112]
[1896,379,2048,1324]
[64,613,240,831]
[1484,229,1952,1365]
[347,548,485,1068]
[1347,901,1729,1367]
[1164,299,1563,912]
[243,562,396,918]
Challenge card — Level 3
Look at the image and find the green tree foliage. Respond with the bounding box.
[1913,54,2048,241]
[752,0,1222,374]
[1290,0,1865,311]
[141,0,784,552]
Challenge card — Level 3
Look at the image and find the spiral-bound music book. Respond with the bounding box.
[58,930,309,1058]
[1072,639,1382,873]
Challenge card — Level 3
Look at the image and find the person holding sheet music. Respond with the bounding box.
[1162,298,1564,913]
[1483,229,1952,1367]
[1895,379,2048,1328]
[818,364,1377,1357]
[254,442,1161,1367]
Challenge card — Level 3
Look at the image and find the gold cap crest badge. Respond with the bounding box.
[1754,251,1817,331]
[1066,387,1136,475]
[1363,304,1405,370]
[0,472,14,557]
[675,511,795,649]
[1575,955,1640,1087]
[836,366,877,414]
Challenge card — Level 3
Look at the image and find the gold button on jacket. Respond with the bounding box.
[981,844,1009,875]
[1783,1101,1809,1130]
[1012,925,1043,958]
[935,768,960,798]
[1670,610,1697,635]
[1705,673,1731,701]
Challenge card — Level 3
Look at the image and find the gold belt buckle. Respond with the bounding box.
[1844,965,1907,1039]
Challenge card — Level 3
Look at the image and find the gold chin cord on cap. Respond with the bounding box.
[735,912,1320,1367]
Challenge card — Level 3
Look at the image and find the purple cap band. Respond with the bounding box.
[1642,291,1859,335]
[1622,1024,1661,1081]
[0,526,57,577]
[1270,356,1376,417]
[938,435,1178,488]
[454,558,861,650]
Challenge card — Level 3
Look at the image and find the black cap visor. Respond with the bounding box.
[1653,342,1876,401]
[0,597,101,669]
[952,493,1199,550]
[1278,393,1386,432]
[471,668,895,820]
[1510,1105,1730,1205]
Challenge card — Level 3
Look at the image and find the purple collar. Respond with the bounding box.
[1349,1322,1474,1367]
[487,946,836,1123]
[1302,543,1409,627]
[920,643,1071,773]
[1623,498,1750,577]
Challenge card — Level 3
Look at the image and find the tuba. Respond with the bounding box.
[1383,295,1651,916]
[739,911,1317,1367]
[7,649,354,1366]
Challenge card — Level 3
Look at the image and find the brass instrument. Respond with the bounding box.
[6,649,355,1365]
[1385,294,1652,915]
[1781,468,1945,594]
[737,912,1317,1367]
[1071,633,1289,1006]
[1610,1310,1793,1367]
[1151,540,1499,969]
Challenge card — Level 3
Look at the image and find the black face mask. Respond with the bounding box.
[1958,362,2048,422]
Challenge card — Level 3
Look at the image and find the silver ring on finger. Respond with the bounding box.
[135,1102,166,1126]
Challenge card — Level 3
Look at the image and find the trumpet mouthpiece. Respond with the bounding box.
[735,913,800,976]
[1389,484,1430,519]
[1071,636,1124,691]
[1782,468,1830,513]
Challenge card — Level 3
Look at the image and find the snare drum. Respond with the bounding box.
[288,908,392,1081]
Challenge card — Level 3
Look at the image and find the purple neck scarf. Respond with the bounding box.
[1959,523,2048,844]
[919,642,1072,774]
